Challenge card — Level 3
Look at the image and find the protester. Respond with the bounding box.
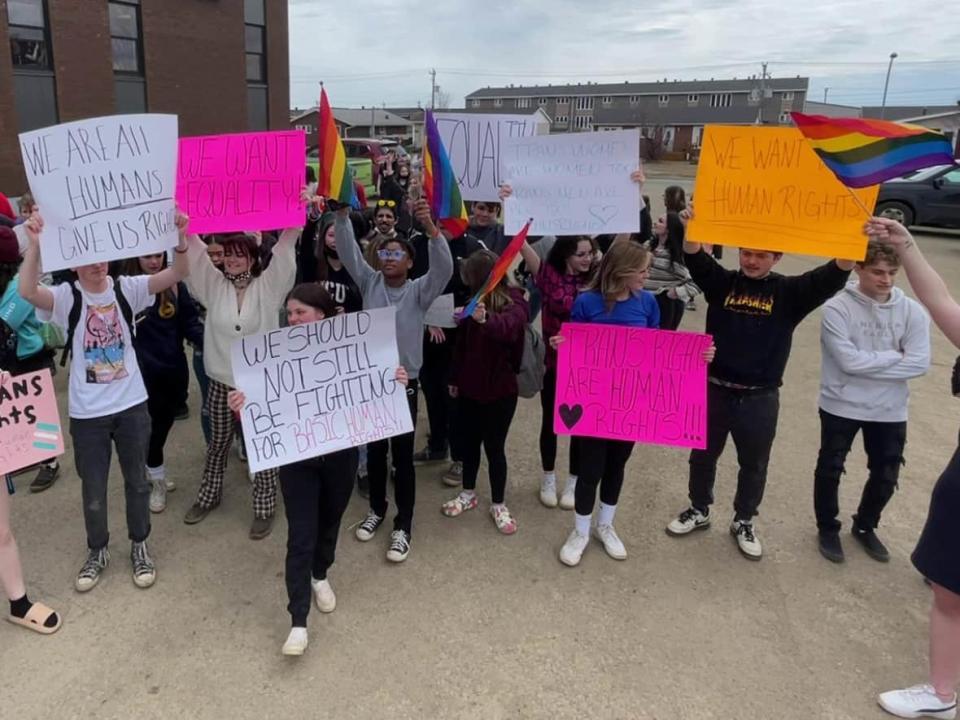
[16,193,36,220]
[225,283,408,656]
[442,249,528,534]
[814,241,930,564]
[19,211,190,592]
[362,200,404,268]
[645,212,700,330]
[335,199,453,562]
[0,226,60,492]
[860,218,960,720]
[182,204,304,540]
[466,201,511,255]
[665,208,854,560]
[123,253,204,514]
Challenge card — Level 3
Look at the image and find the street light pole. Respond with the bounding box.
[880,52,898,119]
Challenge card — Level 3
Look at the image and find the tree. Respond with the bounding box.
[435,88,451,110]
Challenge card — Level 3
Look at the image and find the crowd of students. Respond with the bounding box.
[0,163,957,718]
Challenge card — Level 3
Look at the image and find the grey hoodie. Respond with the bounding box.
[819,281,930,423]
[335,213,452,379]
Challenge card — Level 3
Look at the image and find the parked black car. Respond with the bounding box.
[875,164,960,228]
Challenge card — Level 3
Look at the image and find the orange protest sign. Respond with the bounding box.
[687,125,879,261]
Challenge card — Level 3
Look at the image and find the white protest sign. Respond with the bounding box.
[424,294,456,329]
[501,129,642,236]
[231,307,413,473]
[19,114,179,272]
[434,112,545,202]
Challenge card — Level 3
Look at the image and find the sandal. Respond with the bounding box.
[7,602,62,635]
[441,493,478,517]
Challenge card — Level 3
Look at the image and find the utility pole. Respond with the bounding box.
[823,87,829,103]
[430,68,437,110]
[756,61,768,125]
[880,52,898,119]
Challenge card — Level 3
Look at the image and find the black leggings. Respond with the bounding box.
[539,366,580,475]
[574,437,635,515]
[368,380,419,534]
[459,394,518,504]
[145,371,187,468]
[655,293,686,331]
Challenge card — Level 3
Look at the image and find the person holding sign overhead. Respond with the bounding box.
[181,191,308,540]
[225,284,409,656]
[664,207,853,561]
[334,199,453,563]
[18,210,191,593]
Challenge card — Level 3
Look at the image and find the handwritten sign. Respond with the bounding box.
[688,125,879,261]
[176,130,306,234]
[19,114,178,272]
[434,112,545,202]
[0,370,64,475]
[554,323,711,449]
[231,307,413,472]
[501,129,641,236]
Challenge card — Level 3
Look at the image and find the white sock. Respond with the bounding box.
[491,502,505,511]
[564,475,578,492]
[146,464,165,481]
[543,472,556,486]
[459,489,476,501]
[598,502,617,527]
[574,513,591,536]
[43,459,58,469]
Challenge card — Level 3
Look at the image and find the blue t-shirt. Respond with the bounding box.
[0,275,44,360]
[570,289,660,328]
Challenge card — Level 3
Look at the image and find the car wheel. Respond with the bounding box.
[876,201,915,227]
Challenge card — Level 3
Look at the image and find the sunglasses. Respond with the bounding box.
[377,248,407,261]
[377,199,397,208]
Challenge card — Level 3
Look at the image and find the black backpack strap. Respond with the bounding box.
[59,284,83,368]
[115,281,134,337]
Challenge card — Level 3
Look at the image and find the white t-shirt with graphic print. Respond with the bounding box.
[40,276,154,419]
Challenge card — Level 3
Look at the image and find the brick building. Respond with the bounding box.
[0,0,289,194]
[466,77,809,155]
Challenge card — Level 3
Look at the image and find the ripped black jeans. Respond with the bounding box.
[813,409,906,533]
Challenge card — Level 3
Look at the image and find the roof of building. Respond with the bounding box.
[802,101,861,118]
[289,107,413,127]
[593,104,779,127]
[467,77,809,99]
[860,105,959,120]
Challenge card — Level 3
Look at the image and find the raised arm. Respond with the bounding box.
[334,207,376,290]
[499,183,541,274]
[18,214,54,312]
[147,211,190,295]
[413,200,453,307]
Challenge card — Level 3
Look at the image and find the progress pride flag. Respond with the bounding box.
[176,130,305,234]
[553,323,712,449]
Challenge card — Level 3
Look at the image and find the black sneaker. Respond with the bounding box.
[355,511,384,542]
[852,523,890,562]
[75,547,110,593]
[413,446,448,465]
[174,404,190,421]
[818,531,845,563]
[30,462,60,493]
[386,530,411,563]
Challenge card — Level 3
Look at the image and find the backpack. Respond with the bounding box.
[59,282,134,368]
[516,323,545,399]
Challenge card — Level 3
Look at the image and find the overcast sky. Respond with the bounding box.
[288,0,960,112]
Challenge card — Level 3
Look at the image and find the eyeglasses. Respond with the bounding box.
[377,249,406,261]
[377,199,397,208]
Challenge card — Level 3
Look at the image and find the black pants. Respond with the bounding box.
[459,394,518,504]
[539,366,580,475]
[369,379,419,534]
[420,332,461,461]
[574,437,635,515]
[655,293,686,331]
[280,448,358,627]
[144,370,187,468]
[813,409,906,533]
[688,384,779,521]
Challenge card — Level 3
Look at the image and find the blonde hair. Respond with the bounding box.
[460,249,513,314]
[586,239,650,311]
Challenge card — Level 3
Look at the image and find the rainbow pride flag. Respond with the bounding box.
[318,87,358,207]
[791,112,956,188]
[423,110,469,236]
[458,219,532,323]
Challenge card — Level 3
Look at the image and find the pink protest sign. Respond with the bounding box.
[176,130,306,234]
[553,323,712,449]
[0,370,64,475]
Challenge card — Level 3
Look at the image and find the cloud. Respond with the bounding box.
[288,0,960,110]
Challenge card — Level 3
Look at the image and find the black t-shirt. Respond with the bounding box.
[322,264,363,315]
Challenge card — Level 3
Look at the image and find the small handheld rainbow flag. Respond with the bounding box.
[423,110,469,236]
[458,219,532,322]
[318,87,358,208]
[791,112,956,188]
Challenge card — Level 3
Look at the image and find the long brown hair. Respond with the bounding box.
[586,239,650,312]
[460,249,513,314]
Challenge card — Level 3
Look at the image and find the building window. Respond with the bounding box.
[517,97,530,108]
[601,96,612,105]
[109,1,142,73]
[782,91,794,101]
[537,97,549,105]
[574,115,592,130]
[629,95,639,105]
[245,0,267,129]
[471,98,480,108]
[245,24,266,82]
[575,96,593,111]
[8,0,51,69]
[710,93,732,108]
[778,111,791,124]
[556,96,570,105]
[554,115,568,125]
[658,94,669,107]
[687,94,699,105]
[244,0,265,25]
[295,124,313,133]
[494,98,502,107]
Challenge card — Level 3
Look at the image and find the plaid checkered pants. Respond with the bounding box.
[196,380,278,519]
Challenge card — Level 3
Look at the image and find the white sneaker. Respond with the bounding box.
[730,520,763,560]
[666,506,711,536]
[386,530,411,563]
[282,627,308,656]
[559,529,589,567]
[878,684,957,719]
[593,524,627,560]
[149,477,167,514]
[539,476,558,508]
[147,465,175,492]
[559,478,577,510]
[311,578,336,613]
